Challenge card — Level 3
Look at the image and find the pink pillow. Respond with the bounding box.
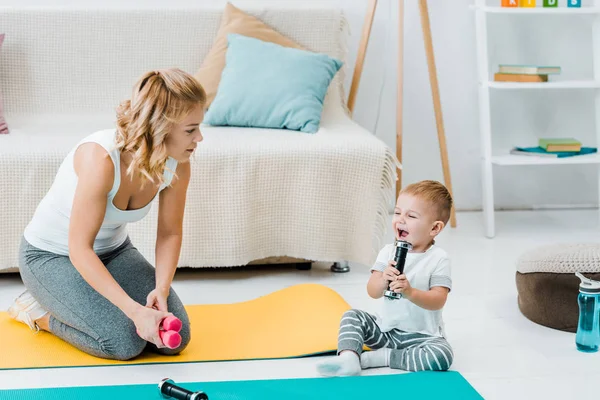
[0,33,7,134]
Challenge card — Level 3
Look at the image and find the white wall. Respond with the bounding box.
[5,0,599,211]
[349,0,599,211]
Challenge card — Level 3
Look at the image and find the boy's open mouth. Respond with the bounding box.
[397,229,409,239]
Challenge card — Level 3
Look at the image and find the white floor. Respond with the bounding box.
[1,209,599,399]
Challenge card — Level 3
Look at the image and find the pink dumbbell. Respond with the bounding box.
[159,330,182,349]
[159,316,182,349]
[136,316,183,349]
[161,315,182,332]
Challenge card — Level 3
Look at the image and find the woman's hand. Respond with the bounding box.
[130,305,172,348]
[146,287,170,312]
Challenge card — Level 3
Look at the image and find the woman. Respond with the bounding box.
[8,68,206,360]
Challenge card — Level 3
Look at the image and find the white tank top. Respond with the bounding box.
[23,129,178,256]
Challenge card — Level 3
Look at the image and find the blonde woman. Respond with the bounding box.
[8,68,206,360]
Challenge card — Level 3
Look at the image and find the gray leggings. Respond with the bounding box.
[18,236,191,361]
[339,309,453,371]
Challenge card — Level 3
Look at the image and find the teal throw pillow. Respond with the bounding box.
[204,33,343,134]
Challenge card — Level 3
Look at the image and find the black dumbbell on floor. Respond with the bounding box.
[159,378,208,400]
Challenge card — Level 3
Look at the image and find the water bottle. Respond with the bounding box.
[575,272,600,353]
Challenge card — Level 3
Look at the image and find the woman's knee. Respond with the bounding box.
[100,333,146,361]
[178,317,191,349]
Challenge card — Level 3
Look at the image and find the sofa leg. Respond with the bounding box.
[295,262,312,271]
[331,261,350,273]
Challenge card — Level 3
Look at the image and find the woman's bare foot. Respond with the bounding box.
[35,314,50,332]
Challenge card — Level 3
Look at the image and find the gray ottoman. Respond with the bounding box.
[516,243,600,333]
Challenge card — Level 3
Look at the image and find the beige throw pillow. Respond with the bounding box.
[194,2,305,108]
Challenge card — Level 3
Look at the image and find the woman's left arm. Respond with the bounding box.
[155,162,191,295]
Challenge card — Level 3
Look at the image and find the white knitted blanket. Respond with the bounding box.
[0,6,398,271]
[0,107,398,271]
[516,243,600,274]
[0,7,349,115]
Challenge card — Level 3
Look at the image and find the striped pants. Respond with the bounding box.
[338,309,454,372]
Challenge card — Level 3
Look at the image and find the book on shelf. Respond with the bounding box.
[510,146,596,158]
[498,64,561,75]
[494,73,548,82]
[538,137,581,152]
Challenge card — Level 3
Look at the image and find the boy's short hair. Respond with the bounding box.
[400,180,453,225]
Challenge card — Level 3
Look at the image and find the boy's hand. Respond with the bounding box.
[382,261,400,282]
[389,274,412,296]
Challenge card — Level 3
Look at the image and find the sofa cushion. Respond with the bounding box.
[0,7,348,116]
[194,2,305,109]
[204,34,342,133]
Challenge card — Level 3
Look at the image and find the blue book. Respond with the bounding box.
[512,146,597,158]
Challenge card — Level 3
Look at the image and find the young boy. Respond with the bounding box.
[317,180,454,376]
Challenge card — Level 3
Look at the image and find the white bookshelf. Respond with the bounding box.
[491,153,600,166]
[473,5,600,14]
[473,0,600,238]
[488,80,600,89]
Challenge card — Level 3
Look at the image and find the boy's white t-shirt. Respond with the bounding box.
[370,243,452,338]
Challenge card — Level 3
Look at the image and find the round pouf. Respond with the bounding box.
[516,243,600,332]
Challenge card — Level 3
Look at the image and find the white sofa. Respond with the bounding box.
[0,6,398,273]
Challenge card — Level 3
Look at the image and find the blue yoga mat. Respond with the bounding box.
[0,371,483,400]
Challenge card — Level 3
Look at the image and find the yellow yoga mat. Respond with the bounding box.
[0,283,351,370]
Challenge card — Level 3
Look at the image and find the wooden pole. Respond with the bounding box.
[347,0,378,115]
[396,0,405,199]
[418,0,457,227]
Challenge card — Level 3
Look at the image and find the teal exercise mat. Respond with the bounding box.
[0,371,483,400]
